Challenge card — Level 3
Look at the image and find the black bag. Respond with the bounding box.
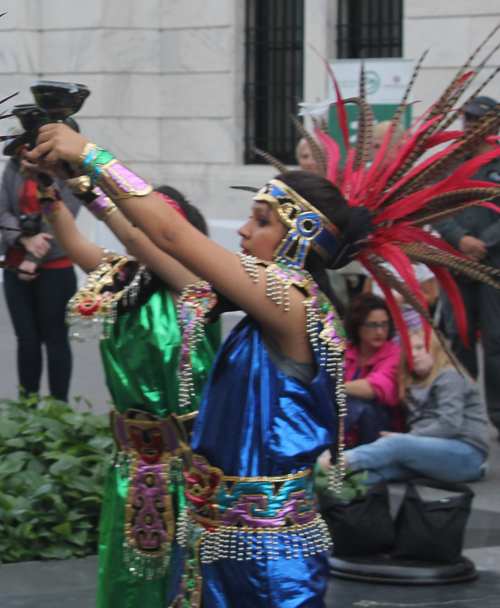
[394,478,474,563]
[319,471,396,557]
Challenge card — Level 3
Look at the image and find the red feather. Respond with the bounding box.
[480,201,500,212]
[359,254,414,369]
[374,177,500,223]
[314,128,341,184]
[428,265,469,348]
[369,117,445,208]
[308,44,350,151]
[370,225,468,259]
[341,148,356,198]
[423,131,463,149]
[372,243,429,313]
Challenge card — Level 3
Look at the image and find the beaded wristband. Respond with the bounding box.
[37,184,62,220]
[75,186,118,221]
[76,142,153,200]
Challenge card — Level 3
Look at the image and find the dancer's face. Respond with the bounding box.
[238,202,287,261]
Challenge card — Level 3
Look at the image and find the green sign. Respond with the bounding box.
[328,104,412,163]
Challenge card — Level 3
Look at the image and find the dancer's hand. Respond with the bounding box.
[17,260,37,281]
[27,123,90,165]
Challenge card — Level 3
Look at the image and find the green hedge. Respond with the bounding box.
[0,396,112,563]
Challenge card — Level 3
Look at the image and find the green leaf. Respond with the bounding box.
[68,530,88,546]
[38,546,69,560]
[33,484,54,497]
[53,522,72,536]
[0,496,13,511]
[0,397,110,563]
[0,459,24,474]
[4,438,26,449]
[67,476,97,493]
[88,435,113,450]
[0,419,18,439]
[49,454,82,475]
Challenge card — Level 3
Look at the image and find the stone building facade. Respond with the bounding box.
[0,0,499,229]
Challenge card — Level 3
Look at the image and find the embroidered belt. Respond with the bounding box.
[177,452,331,564]
[110,408,195,579]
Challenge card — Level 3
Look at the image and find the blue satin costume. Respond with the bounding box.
[168,314,338,607]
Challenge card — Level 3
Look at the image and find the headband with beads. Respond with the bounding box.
[253,179,344,269]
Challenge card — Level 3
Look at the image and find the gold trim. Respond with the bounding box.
[76,141,97,166]
[177,410,199,423]
[221,467,312,484]
[68,175,92,195]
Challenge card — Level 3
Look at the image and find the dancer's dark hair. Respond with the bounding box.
[155,185,208,236]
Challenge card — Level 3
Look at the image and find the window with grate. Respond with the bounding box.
[244,0,304,165]
[337,0,403,59]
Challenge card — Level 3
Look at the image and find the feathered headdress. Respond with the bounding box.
[257,25,500,362]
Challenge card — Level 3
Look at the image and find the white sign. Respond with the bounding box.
[327,58,415,105]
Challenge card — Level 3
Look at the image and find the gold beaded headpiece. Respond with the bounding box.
[253,179,344,269]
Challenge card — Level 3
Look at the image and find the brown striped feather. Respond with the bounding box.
[289,114,327,176]
[343,97,374,172]
[252,147,288,174]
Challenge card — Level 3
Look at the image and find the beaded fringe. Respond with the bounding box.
[122,545,171,580]
[176,282,217,408]
[177,510,331,564]
[66,256,151,342]
[239,253,347,493]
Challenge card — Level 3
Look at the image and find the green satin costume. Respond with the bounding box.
[94,286,220,608]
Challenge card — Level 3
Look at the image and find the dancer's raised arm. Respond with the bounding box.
[22,157,198,293]
[30,124,350,360]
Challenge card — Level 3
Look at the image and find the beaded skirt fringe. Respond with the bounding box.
[176,510,332,564]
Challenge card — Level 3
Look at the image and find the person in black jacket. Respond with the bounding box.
[0,147,80,402]
[434,96,500,435]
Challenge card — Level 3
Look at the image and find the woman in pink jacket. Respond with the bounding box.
[344,293,402,447]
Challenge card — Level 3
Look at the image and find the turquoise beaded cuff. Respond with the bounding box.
[76,142,153,200]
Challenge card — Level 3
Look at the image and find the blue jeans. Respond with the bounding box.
[344,396,392,446]
[3,266,76,402]
[345,433,486,483]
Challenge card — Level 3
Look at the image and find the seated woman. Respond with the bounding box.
[363,261,439,341]
[344,293,402,447]
[344,329,490,482]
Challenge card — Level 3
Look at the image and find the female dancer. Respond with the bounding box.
[21,157,220,608]
[29,47,500,600]
[30,127,354,607]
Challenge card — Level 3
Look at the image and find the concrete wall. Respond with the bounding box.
[1,1,498,226]
[404,1,500,123]
[0,0,277,226]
